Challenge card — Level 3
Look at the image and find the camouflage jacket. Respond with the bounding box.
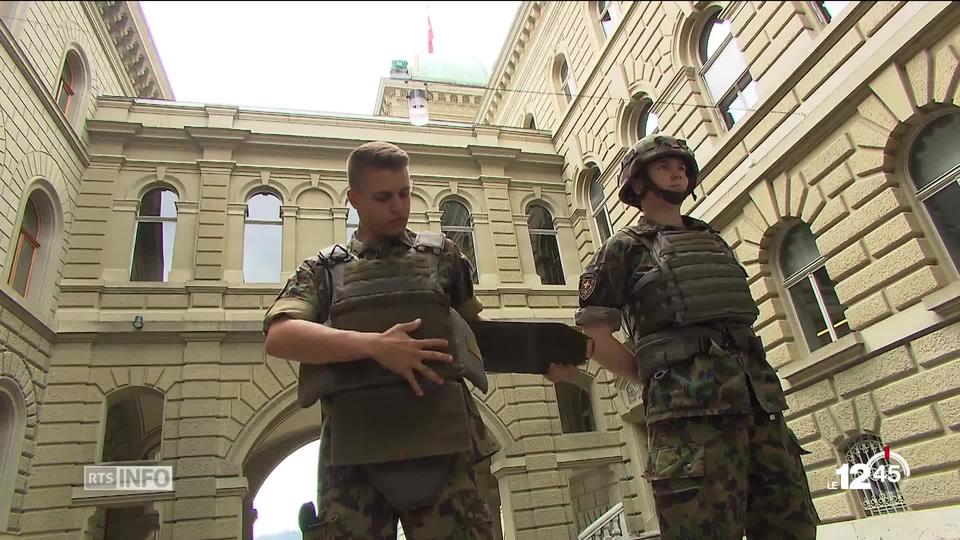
[263,229,500,462]
[575,216,788,424]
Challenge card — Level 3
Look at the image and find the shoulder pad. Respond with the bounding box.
[316,243,355,267]
[685,216,715,232]
[623,222,658,239]
[414,231,446,253]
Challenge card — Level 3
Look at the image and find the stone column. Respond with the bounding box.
[101,199,138,282]
[479,177,523,284]
[70,155,123,280]
[330,207,347,244]
[281,205,299,276]
[223,203,246,284]
[194,162,234,281]
[425,210,443,234]
[169,201,198,283]
[513,213,540,286]
[471,213,495,286]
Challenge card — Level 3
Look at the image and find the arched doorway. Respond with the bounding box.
[235,389,513,539]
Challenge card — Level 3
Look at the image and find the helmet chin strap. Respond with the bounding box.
[634,172,697,206]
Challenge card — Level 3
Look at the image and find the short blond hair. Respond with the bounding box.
[347,141,409,189]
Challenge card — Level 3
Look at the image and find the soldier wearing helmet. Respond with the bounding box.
[560,134,819,539]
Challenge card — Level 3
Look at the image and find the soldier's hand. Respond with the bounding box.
[370,318,452,397]
[544,363,580,383]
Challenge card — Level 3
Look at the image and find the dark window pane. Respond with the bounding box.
[139,189,178,218]
[130,221,176,282]
[788,277,832,350]
[22,200,40,239]
[446,230,479,284]
[780,223,822,279]
[527,205,554,230]
[556,382,595,433]
[10,236,36,295]
[818,1,849,22]
[589,172,604,209]
[813,266,851,340]
[924,181,960,268]
[909,112,960,190]
[440,200,472,227]
[595,211,612,242]
[243,223,282,283]
[531,232,564,285]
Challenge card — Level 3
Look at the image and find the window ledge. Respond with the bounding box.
[921,280,960,318]
[70,487,175,507]
[780,332,865,391]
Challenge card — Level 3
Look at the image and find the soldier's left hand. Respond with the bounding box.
[544,363,579,383]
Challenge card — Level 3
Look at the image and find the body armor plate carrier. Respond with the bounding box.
[624,226,760,379]
[297,232,489,408]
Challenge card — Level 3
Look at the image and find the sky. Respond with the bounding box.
[139,1,521,115]
[135,3,520,537]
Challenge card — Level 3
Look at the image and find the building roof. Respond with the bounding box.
[411,51,490,87]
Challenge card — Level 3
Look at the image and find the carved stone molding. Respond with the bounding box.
[95,1,172,99]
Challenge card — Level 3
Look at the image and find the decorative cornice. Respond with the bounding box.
[478,1,545,124]
[95,1,173,99]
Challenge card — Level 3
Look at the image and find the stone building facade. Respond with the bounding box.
[1,1,959,540]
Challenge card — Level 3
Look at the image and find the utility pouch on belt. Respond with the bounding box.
[635,325,759,381]
[328,382,472,466]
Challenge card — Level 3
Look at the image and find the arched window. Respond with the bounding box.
[243,193,282,283]
[8,189,56,303]
[8,198,41,297]
[588,167,612,242]
[906,110,960,270]
[101,387,165,463]
[440,199,479,283]
[844,434,908,516]
[814,1,849,23]
[346,201,360,242]
[598,0,621,37]
[556,381,596,433]
[637,101,660,140]
[780,223,851,351]
[0,378,26,532]
[55,50,85,121]
[523,113,537,129]
[559,57,576,103]
[700,13,757,128]
[527,204,564,285]
[130,187,178,282]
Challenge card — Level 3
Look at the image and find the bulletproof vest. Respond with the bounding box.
[623,226,759,350]
[296,232,488,408]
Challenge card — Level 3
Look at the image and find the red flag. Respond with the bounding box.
[428,15,434,54]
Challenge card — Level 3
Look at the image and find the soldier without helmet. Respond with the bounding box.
[263,141,501,539]
[557,134,821,539]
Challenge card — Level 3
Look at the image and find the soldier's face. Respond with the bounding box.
[347,166,411,239]
[640,157,689,195]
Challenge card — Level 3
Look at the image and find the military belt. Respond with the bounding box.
[634,324,758,382]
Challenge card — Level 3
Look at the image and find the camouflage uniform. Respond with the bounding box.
[264,230,500,540]
[575,135,819,540]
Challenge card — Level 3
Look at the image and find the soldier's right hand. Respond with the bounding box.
[369,318,452,397]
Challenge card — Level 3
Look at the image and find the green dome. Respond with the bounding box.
[412,52,489,87]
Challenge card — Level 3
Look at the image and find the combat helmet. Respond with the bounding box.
[617,134,700,207]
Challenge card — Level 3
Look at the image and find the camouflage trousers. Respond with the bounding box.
[307,452,496,540]
[644,407,819,540]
